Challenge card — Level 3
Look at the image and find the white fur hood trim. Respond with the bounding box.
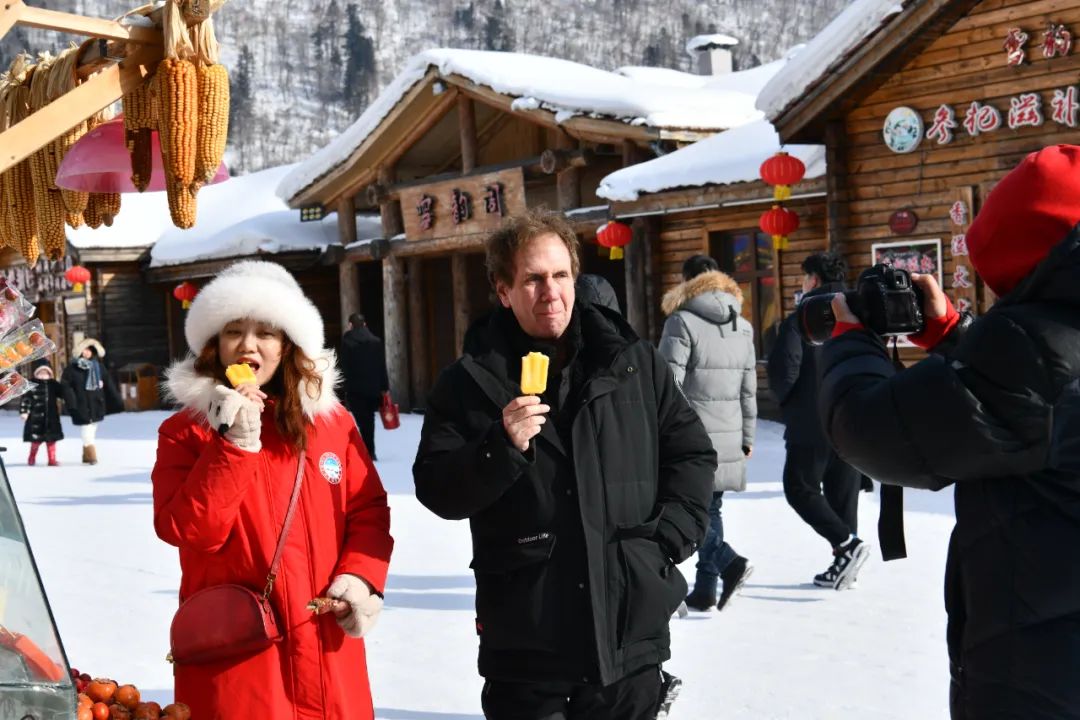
[162,351,341,423]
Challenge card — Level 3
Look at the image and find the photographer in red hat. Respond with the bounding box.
[818,144,1080,719]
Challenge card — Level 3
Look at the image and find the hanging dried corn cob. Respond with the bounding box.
[83,192,104,229]
[191,16,228,187]
[159,57,198,228]
[166,177,196,228]
[98,192,121,227]
[3,57,41,264]
[28,54,67,261]
[123,72,158,193]
[49,45,89,224]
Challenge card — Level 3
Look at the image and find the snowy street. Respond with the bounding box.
[6,410,955,719]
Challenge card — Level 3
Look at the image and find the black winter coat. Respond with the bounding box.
[20,379,63,443]
[819,228,1080,719]
[340,327,389,402]
[60,360,122,426]
[766,282,845,446]
[413,304,715,686]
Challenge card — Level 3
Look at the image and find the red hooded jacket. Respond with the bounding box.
[152,358,393,720]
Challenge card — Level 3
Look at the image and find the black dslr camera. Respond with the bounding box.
[797,264,924,345]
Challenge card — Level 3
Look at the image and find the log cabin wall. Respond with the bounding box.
[838,0,1080,314]
[92,264,170,371]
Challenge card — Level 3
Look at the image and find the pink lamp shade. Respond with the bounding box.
[55,116,229,194]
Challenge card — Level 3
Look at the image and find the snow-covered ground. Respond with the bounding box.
[4,410,955,718]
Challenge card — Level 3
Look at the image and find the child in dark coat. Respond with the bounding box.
[20,362,64,466]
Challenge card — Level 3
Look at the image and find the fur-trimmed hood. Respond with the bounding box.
[72,337,105,360]
[661,270,744,322]
[161,351,341,424]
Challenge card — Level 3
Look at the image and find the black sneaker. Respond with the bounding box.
[656,670,682,719]
[813,557,841,588]
[717,556,753,611]
[833,537,870,590]
[684,586,717,611]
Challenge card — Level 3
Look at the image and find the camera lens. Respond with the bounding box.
[796,295,837,346]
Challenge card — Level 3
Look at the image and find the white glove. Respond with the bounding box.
[208,385,262,452]
[327,574,383,638]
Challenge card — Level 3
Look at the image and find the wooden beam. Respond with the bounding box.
[608,176,829,217]
[0,44,160,173]
[555,133,580,211]
[16,3,162,45]
[642,216,661,342]
[451,254,469,357]
[391,234,487,258]
[0,0,25,40]
[382,255,409,411]
[377,166,404,237]
[824,121,848,254]
[338,196,361,327]
[406,258,426,410]
[458,95,477,174]
[625,219,648,338]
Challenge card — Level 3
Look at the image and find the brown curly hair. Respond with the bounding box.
[485,208,581,289]
[193,335,322,451]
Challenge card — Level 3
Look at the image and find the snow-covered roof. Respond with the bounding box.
[149,211,340,267]
[596,119,826,202]
[686,34,739,53]
[757,0,909,120]
[279,48,775,204]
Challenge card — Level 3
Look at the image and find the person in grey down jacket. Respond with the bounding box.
[659,255,756,612]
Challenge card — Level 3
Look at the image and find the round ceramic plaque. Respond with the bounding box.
[883,107,923,154]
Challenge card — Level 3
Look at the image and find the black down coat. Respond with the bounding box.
[819,227,1080,719]
[60,360,122,426]
[766,281,845,447]
[339,326,389,402]
[20,379,64,443]
[413,303,715,686]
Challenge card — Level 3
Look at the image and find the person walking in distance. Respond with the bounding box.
[340,313,389,460]
[20,360,64,467]
[767,253,869,589]
[660,255,756,612]
[414,210,715,720]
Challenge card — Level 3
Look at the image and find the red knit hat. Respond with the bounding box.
[966,144,1080,296]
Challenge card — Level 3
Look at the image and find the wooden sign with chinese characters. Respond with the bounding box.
[0,256,74,303]
[400,168,527,241]
[948,187,978,316]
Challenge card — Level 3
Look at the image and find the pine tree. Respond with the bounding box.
[342,3,376,114]
[228,44,255,169]
[483,0,513,52]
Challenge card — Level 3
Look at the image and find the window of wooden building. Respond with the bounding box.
[709,229,783,357]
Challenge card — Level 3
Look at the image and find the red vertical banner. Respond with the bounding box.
[948,187,979,315]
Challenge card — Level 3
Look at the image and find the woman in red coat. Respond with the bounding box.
[152,260,393,720]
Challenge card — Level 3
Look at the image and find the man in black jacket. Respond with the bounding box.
[766,253,868,590]
[340,313,389,459]
[820,145,1080,719]
[413,210,715,720]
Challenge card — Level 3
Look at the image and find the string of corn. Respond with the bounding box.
[166,177,196,229]
[28,54,66,261]
[159,57,198,228]
[46,46,88,227]
[3,57,40,263]
[194,63,228,186]
[124,73,158,192]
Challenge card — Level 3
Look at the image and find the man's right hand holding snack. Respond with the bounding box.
[502,396,549,453]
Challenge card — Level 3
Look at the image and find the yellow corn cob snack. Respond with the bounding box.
[225,363,257,387]
[520,352,550,395]
[195,63,229,186]
[159,58,197,188]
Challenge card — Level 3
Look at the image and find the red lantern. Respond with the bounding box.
[64,265,91,293]
[596,221,632,260]
[760,151,806,201]
[173,281,198,310]
[759,205,800,250]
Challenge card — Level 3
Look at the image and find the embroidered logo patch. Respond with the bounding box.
[319,452,343,484]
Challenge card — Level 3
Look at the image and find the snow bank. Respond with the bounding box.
[279,48,777,204]
[597,119,825,202]
[757,0,908,120]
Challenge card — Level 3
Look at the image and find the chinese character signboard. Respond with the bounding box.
[949,187,980,316]
[400,168,527,240]
[871,239,943,287]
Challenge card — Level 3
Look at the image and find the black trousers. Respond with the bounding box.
[782,442,861,548]
[347,395,379,460]
[481,665,662,720]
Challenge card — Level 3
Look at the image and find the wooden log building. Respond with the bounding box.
[280,49,759,411]
[760,0,1080,323]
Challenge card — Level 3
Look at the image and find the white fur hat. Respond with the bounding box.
[184,260,325,357]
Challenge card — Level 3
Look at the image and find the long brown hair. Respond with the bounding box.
[193,335,323,451]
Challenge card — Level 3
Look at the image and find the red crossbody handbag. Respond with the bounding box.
[167,451,305,665]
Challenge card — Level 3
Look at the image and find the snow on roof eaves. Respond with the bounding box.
[278,48,772,204]
[756,0,909,121]
[596,118,825,202]
[686,34,739,53]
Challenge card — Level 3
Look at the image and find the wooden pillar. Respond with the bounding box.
[824,120,848,257]
[382,255,409,410]
[555,133,580,210]
[378,167,404,237]
[642,216,661,342]
[451,254,470,357]
[407,258,428,409]
[337,196,361,327]
[458,96,477,174]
